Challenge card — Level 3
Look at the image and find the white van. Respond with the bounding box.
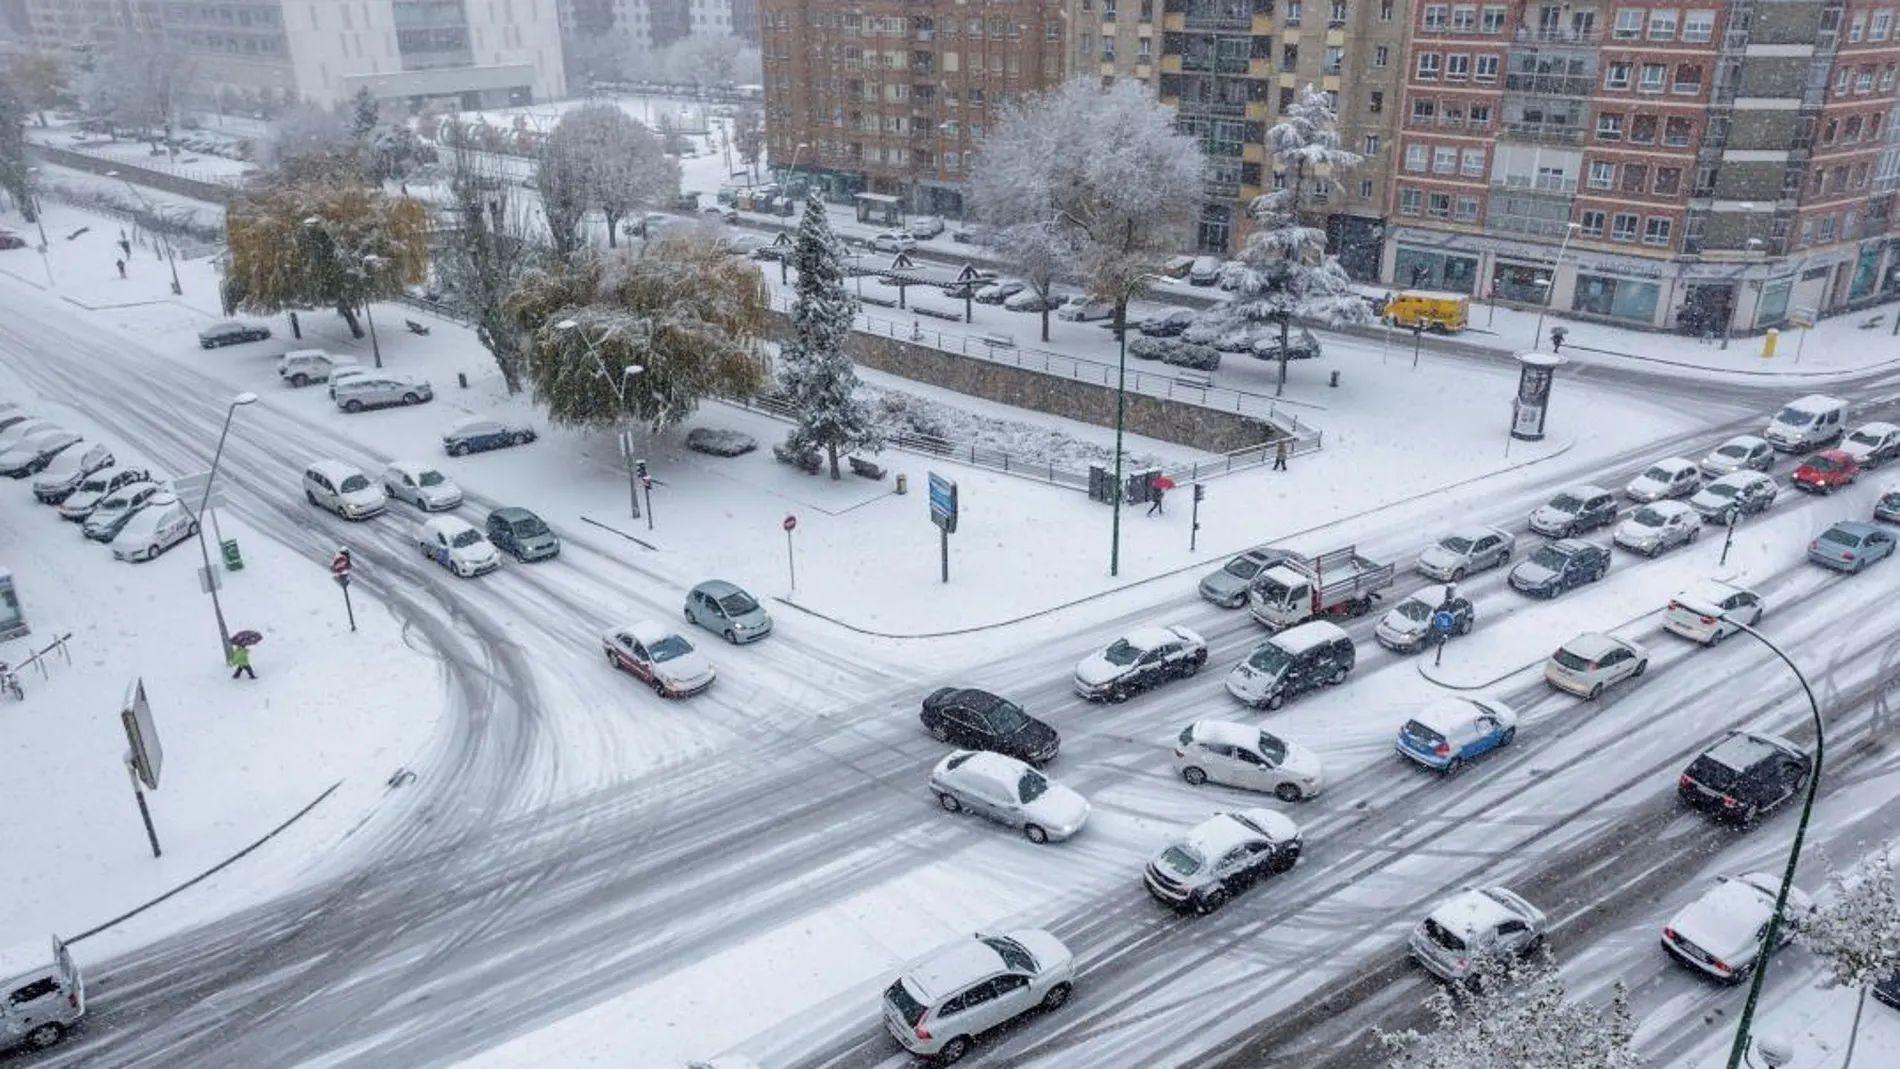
[303,459,388,520]
[0,936,84,1052]
[1764,394,1848,452]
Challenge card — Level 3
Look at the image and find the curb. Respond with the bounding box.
[580,515,658,551]
[1413,602,1668,691]
[67,781,342,944]
[771,436,1577,640]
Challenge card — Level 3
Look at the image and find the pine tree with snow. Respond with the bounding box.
[1376,952,1642,1069]
[1794,848,1900,1069]
[1222,84,1373,396]
[778,194,880,480]
[349,86,379,140]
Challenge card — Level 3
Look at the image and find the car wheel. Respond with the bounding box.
[449,442,470,457]
[1024,824,1049,845]
[187,520,198,535]
[722,629,738,644]
[1633,658,1648,677]
[1646,542,1661,558]
[306,490,318,506]
[1457,616,1473,636]
[1106,687,1129,704]
[1707,628,1727,647]
[513,432,534,445]
[650,677,668,697]
[1498,550,1512,565]
[25,1022,62,1049]
[1195,887,1228,914]
[290,373,310,387]
[1500,727,1517,746]
[1182,766,1208,786]
[935,1037,972,1065]
[344,399,365,413]
[1563,523,1578,538]
[1327,667,1347,686]
[929,722,951,743]
[1265,691,1286,711]
[1451,566,1466,582]
[1444,756,1465,776]
[1587,682,1604,700]
[1688,527,1701,542]
[403,393,422,405]
[1274,782,1304,803]
[1040,982,1072,1012]
[938,792,961,813]
[1190,649,1208,672]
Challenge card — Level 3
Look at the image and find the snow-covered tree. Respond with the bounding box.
[349,87,379,140]
[1376,953,1642,1069]
[226,181,428,337]
[732,103,766,183]
[1220,84,1373,396]
[778,195,880,479]
[4,53,66,127]
[437,144,540,393]
[79,27,196,153]
[366,122,429,185]
[0,78,30,221]
[536,104,679,256]
[266,103,361,182]
[1794,848,1900,1069]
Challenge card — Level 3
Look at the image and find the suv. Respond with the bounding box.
[1223,620,1355,710]
[1144,809,1304,914]
[1408,887,1547,984]
[1507,538,1610,598]
[0,936,84,1052]
[303,460,387,520]
[197,320,272,349]
[882,931,1074,1064]
[1529,484,1618,537]
[1678,731,1811,825]
[334,373,433,412]
[278,349,358,387]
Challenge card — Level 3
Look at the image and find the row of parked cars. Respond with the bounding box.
[0,408,202,564]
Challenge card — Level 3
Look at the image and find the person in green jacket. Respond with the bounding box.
[229,643,256,680]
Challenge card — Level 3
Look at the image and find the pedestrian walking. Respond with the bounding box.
[229,643,256,680]
[1273,438,1289,471]
[117,233,131,258]
[115,258,126,279]
[1147,482,1166,516]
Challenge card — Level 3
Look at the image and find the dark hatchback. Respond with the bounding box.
[920,687,1060,764]
[1678,730,1812,826]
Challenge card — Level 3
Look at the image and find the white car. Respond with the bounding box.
[278,349,358,388]
[870,229,917,253]
[383,461,463,511]
[1625,457,1702,502]
[1543,632,1649,699]
[110,495,197,562]
[1663,580,1764,645]
[1698,435,1775,478]
[1661,873,1814,984]
[0,427,81,478]
[1072,624,1208,701]
[1409,886,1548,983]
[930,749,1090,844]
[1142,809,1304,914]
[416,515,500,577]
[1688,471,1778,524]
[1415,525,1515,581]
[1055,296,1114,321]
[881,930,1074,1063]
[602,621,717,697]
[1172,719,1324,800]
[1613,500,1701,556]
[1839,421,1900,467]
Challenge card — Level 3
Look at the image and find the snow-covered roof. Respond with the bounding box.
[1676,580,1748,612]
[1413,698,1489,735]
[1644,457,1697,475]
[907,937,1009,1001]
[1273,619,1349,654]
[1717,434,1769,449]
[419,515,478,538]
[1121,625,1182,651]
[1427,887,1531,936]
[1184,809,1296,857]
[1557,632,1630,660]
[1643,500,1696,519]
[386,459,443,479]
[1851,420,1900,436]
[1189,719,1263,753]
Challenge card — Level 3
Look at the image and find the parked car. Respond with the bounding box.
[1224,620,1356,710]
[1529,484,1618,537]
[1661,873,1814,984]
[1055,295,1114,321]
[0,935,85,1052]
[278,349,358,388]
[1072,624,1208,702]
[0,231,26,251]
[197,320,272,349]
[382,461,463,511]
[1251,327,1322,361]
[1688,471,1778,524]
[1161,254,1199,279]
[1792,448,1861,493]
[327,367,372,399]
[950,225,999,245]
[1543,632,1649,699]
[1878,487,1900,524]
[1678,730,1811,825]
[1138,309,1197,337]
[1613,500,1701,556]
[869,230,917,253]
[0,429,82,478]
[602,620,717,697]
[334,373,433,412]
[1188,255,1222,286]
[907,215,947,239]
[701,204,738,224]
[443,416,537,456]
[31,444,113,504]
[1840,421,1900,468]
[1143,809,1303,914]
[1663,580,1765,645]
[302,459,387,520]
[1416,525,1515,581]
[973,279,1026,305]
[1873,974,1900,1011]
[684,579,773,644]
[1212,325,1265,353]
[881,931,1073,1064]
[1698,435,1776,478]
[1508,538,1610,597]
[486,506,560,562]
[1396,696,1518,774]
[109,495,197,562]
[82,481,165,542]
[1197,546,1297,608]
[416,516,501,577]
[1375,584,1474,653]
[1003,289,1061,313]
[58,467,151,521]
[0,419,56,456]
[919,687,1060,764]
[1172,719,1324,800]
[1808,519,1897,572]
[930,749,1090,844]
[1625,457,1702,502]
[1409,887,1547,984]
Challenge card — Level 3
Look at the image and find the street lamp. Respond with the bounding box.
[1531,221,1581,351]
[1723,621,1825,1069]
[361,254,384,369]
[556,318,646,520]
[192,391,258,665]
[104,170,183,296]
[23,167,52,286]
[1109,272,1166,577]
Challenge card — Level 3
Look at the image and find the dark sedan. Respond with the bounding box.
[443,417,537,457]
[920,687,1059,764]
[1138,309,1196,337]
[1508,539,1610,598]
[197,320,273,349]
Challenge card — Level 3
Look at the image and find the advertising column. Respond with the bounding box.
[1512,351,1566,442]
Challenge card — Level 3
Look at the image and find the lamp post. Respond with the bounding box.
[1530,221,1581,351]
[556,318,646,520]
[361,254,384,369]
[1723,621,1826,1069]
[193,392,258,664]
[1109,272,1165,577]
[23,167,52,286]
[104,170,183,295]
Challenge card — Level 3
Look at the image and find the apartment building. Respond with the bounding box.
[17,0,156,51]
[1066,0,1160,84]
[758,0,1067,217]
[1154,0,1405,269]
[1391,0,1900,332]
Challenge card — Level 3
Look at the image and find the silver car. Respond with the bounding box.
[930,749,1090,844]
[333,373,433,413]
[1143,809,1303,914]
[684,579,773,644]
[1808,520,1897,572]
[1197,547,1296,607]
[1415,525,1514,581]
[1698,435,1775,478]
[1409,886,1547,983]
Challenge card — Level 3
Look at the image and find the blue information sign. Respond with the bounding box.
[1432,611,1457,633]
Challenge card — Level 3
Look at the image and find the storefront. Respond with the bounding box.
[1492,260,1555,304]
[1392,244,1479,294]
[1571,272,1661,324]
[1754,277,1794,328]
[1850,240,1885,302]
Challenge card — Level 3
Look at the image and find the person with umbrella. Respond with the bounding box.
[1148,475,1175,516]
[229,630,261,680]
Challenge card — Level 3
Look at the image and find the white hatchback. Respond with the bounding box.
[1613,500,1701,556]
[930,749,1090,844]
[1663,581,1764,645]
[416,515,500,577]
[1661,873,1814,984]
[383,461,463,511]
[1544,632,1649,699]
[882,930,1074,1063]
[1409,886,1547,983]
[1625,456,1702,502]
[1172,719,1324,800]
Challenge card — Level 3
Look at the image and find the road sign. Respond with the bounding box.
[173,470,210,502]
[1433,611,1457,633]
[890,251,915,271]
[928,471,959,534]
[771,231,793,248]
[783,514,797,532]
[121,677,163,790]
[332,549,351,577]
[956,263,983,284]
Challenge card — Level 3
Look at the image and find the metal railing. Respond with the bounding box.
[6,632,74,686]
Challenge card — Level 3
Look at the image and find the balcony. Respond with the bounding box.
[1180,53,1216,72]
[1181,96,1250,116]
[1503,73,1595,96]
[1215,56,1250,73]
[1493,174,1579,193]
[1499,120,1584,144]
[1205,176,1242,199]
[1511,26,1600,45]
[1182,13,1255,31]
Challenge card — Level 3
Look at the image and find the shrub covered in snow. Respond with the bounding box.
[1160,341,1221,372]
[1127,337,1168,361]
[863,385,1167,472]
[686,427,758,457]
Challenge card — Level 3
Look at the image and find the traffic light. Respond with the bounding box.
[1193,482,1206,502]
[635,459,651,490]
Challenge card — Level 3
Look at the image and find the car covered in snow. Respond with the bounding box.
[1543,632,1649,699]
[443,416,538,456]
[1054,295,1114,321]
[1144,809,1303,914]
[1839,421,1900,468]
[1528,484,1618,538]
[881,931,1074,1064]
[1661,873,1813,984]
[30,443,113,504]
[1625,457,1702,502]
[603,620,717,697]
[1396,696,1518,774]
[972,279,1026,304]
[1612,500,1701,556]
[0,428,82,478]
[1138,309,1196,337]
[1689,471,1778,524]
[1663,581,1765,645]
[930,749,1090,844]
[197,320,272,349]
[58,466,151,520]
[1224,620,1356,710]
[1408,887,1547,983]
[1508,539,1610,598]
[110,494,197,562]
[82,481,167,542]
[416,515,500,577]
[1698,435,1775,478]
[382,461,463,511]
[1072,624,1208,701]
[1375,584,1474,653]
[1003,289,1062,313]
[1416,525,1515,582]
[1172,719,1324,800]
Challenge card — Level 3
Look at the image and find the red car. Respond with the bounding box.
[0,231,26,250]
[1793,449,1860,493]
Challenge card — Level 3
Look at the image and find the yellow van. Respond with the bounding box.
[1383,292,1471,333]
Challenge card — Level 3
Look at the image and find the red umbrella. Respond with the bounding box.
[230,630,263,648]
[1152,476,1177,492]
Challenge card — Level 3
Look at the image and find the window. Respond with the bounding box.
[1818,214,1836,242]
[1837,68,1852,96]
[1469,103,1492,128]
[1883,64,1896,90]
[1621,163,1649,192]
[1611,213,1639,241]
[1360,178,1375,197]
[1674,64,1703,93]
[1446,53,1470,80]
[1640,63,1667,91]
[1648,8,1677,39]
[1654,166,1681,194]
[1480,4,1506,32]
[1326,46,1344,73]
[1281,87,1296,109]
[1282,44,1299,71]
[1140,0,1154,19]
[1845,209,1859,237]
[944,151,959,171]
[1857,67,1875,94]
[1589,160,1616,189]
[1375,45,1389,67]
[1875,10,1894,41]
[1103,0,1117,18]
[1442,103,1466,126]
[1605,62,1631,89]
[1462,148,1485,175]
[1823,117,1839,144]
[1475,54,1498,81]
[1136,36,1152,58]
[1381,0,1394,20]
[1330,1,1348,25]
[1424,4,1448,29]
[1417,52,1441,79]
[1454,195,1480,221]
[1434,146,1458,173]
[1364,134,1380,154]
[1400,188,1423,215]
[1850,12,1866,41]
[1579,210,1606,237]
[1664,116,1693,146]
[1428,192,1452,218]
[1597,113,1625,140]
[1614,8,1643,38]
[1411,98,1435,122]
[1630,114,1657,143]
[1683,9,1715,42]
[1855,161,1871,188]
[1370,90,1385,113]
[1406,143,1429,171]
[1846,115,1864,143]
[1101,34,1115,61]
[1799,219,1814,246]
[1286,0,1302,23]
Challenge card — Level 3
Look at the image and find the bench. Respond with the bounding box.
[772,442,823,474]
[858,291,900,308]
[912,302,962,322]
[978,332,1017,349]
[403,318,431,336]
[1174,369,1215,389]
[848,454,887,480]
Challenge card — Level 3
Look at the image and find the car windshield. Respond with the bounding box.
[339,475,371,493]
[1439,536,1473,554]
[1017,770,1050,804]
[1716,443,1748,459]
[885,979,928,1026]
[1642,466,1672,482]
[988,700,1029,734]
[1805,455,1844,473]
[1776,405,1817,426]
[1552,648,1593,671]
[419,471,447,487]
[1159,843,1205,877]
[980,935,1038,973]
[97,494,132,512]
[1394,598,1432,622]
[1102,639,1144,666]
[1820,527,1861,547]
[1849,430,1882,447]
[78,476,108,493]
[1631,507,1667,528]
[1548,493,1584,512]
[1224,556,1263,580]
[1257,732,1288,765]
[716,592,759,616]
[1246,643,1292,675]
[647,635,693,662]
[1178,724,1197,746]
[1684,755,1737,791]
[511,517,550,537]
[1704,482,1739,500]
[1529,545,1570,569]
[450,529,484,549]
[1423,918,1469,953]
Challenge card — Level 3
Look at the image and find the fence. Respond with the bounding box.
[6,632,74,687]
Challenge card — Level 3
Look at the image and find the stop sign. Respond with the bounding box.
[782,515,797,532]
[331,550,351,576]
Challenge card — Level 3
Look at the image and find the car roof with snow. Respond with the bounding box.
[1556,483,1611,500]
[386,459,445,479]
[1704,730,1803,770]
[1557,632,1633,659]
[1400,583,1459,608]
[1670,874,1779,948]
[1446,524,1508,543]
[1272,620,1350,654]
[1705,470,1773,490]
[906,935,1020,1000]
[1643,457,1697,475]
[420,515,479,538]
[942,749,1030,790]
[614,619,678,648]
[1188,719,1268,753]
[1181,809,1299,857]
[1677,579,1750,609]
[1634,500,1696,519]
[447,416,505,434]
[1413,697,1492,734]
[0,936,59,981]
[1427,887,1532,934]
[1850,421,1900,436]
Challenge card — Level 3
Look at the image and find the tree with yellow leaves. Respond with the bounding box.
[225,180,428,339]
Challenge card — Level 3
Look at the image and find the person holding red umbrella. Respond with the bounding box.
[1148,475,1175,516]
[229,630,262,680]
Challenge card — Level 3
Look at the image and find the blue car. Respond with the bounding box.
[1397,697,1519,774]
[1807,520,1897,573]
[443,417,537,457]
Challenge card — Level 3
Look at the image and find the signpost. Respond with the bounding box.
[1190,483,1205,552]
[890,251,915,309]
[783,514,798,591]
[120,677,163,858]
[332,547,357,632]
[773,231,793,283]
[928,471,958,583]
[1432,584,1460,668]
[956,263,982,322]
[636,459,654,531]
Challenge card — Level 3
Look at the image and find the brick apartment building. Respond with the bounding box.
[757,0,1067,218]
[1390,0,1900,333]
